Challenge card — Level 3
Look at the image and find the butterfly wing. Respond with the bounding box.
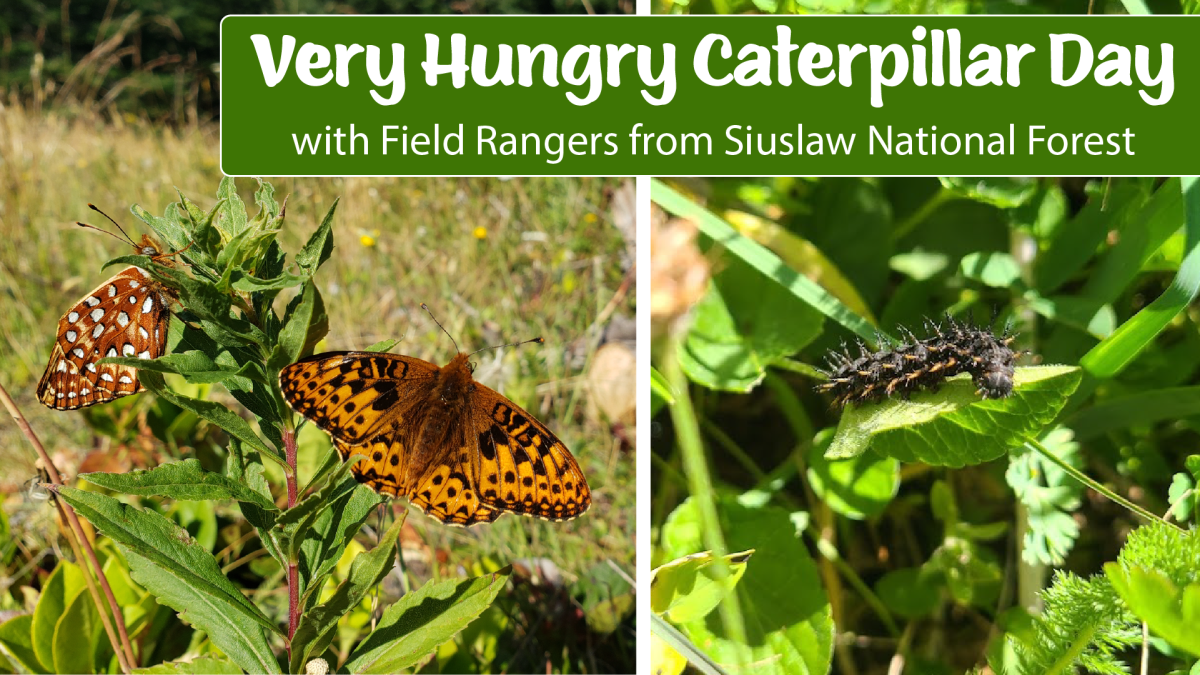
[469,385,591,522]
[279,351,442,445]
[38,266,172,410]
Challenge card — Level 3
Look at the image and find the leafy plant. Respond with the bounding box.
[10,178,509,674]
[651,176,1200,674]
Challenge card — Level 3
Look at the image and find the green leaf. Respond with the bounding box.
[133,657,244,674]
[346,567,512,674]
[1008,428,1084,566]
[216,177,249,237]
[652,178,876,343]
[230,268,309,293]
[270,458,365,567]
[0,616,47,674]
[679,256,823,392]
[138,372,275,456]
[130,203,193,264]
[889,250,948,281]
[1024,291,1117,339]
[177,192,224,260]
[296,199,339,274]
[650,550,753,624]
[1169,467,1197,523]
[1034,181,1143,294]
[1068,386,1200,442]
[1106,564,1200,657]
[82,459,279,513]
[874,568,941,619]
[53,584,101,673]
[297,485,385,610]
[938,177,1038,208]
[807,429,899,520]
[660,495,834,675]
[960,251,1023,288]
[290,516,404,673]
[269,281,328,373]
[364,338,399,353]
[99,351,265,389]
[826,366,1082,467]
[228,440,282,564]
[651,613,731,675]
[32,560,85,671]
[54,486,283,673]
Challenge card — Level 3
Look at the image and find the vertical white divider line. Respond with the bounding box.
[637,0,650,14]
[634,174,652,674]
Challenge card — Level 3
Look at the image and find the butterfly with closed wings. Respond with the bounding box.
[37,205,184,410]
[279,306,591,527]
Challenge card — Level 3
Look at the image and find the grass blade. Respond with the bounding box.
[651,613,732,675]
[1082,178,1200,378]
[651,178,876,343]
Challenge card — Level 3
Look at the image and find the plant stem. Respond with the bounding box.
[0,383,137,673]
[662,337,749,648]
[283,427,300,648]
[1025,436,1184,532]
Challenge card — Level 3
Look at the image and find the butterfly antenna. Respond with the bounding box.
[83,203,138,246]
[468,336,544,359]
[420,303,460,354]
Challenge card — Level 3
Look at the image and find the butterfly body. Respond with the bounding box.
[280,350,591,527]
[38,235,177,410]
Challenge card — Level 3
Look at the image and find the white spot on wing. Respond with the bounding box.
[107,348,118,357]
[68,311,79,323]
[136,267,149,277]
[118,375,133,384]
[122,344,135,356]
[129,280,140,289]
[81,389,90,395]
[142,296,154,313]
[71,348,84,358]
[138,351,150,359]
[90,308,104,322]
[66,330,77,342]
[57,361,67,372]
[92,324,104,338]
[108,285,117,297]
[101,373,114,382]
[86,363,96,373]
[86,296,100,307]
[68,392,77,399]
[117,312,129,327]
[139,327,149,339]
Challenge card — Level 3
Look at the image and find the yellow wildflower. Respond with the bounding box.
[473,226,488,240]
[359,234,376,247]
[583,213,598,224]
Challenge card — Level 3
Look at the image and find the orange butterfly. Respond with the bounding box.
[37,206,181,410]
[279,309,590,527]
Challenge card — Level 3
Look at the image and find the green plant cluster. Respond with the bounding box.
[0,178,511,674]
[651,176,1200,675]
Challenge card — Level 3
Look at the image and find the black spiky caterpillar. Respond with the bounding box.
[816,318,1019,408]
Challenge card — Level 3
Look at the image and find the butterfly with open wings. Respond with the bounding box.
[279,311,591,527]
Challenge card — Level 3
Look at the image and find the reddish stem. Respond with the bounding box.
[284,428,300,646]
[0,383,137,673]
